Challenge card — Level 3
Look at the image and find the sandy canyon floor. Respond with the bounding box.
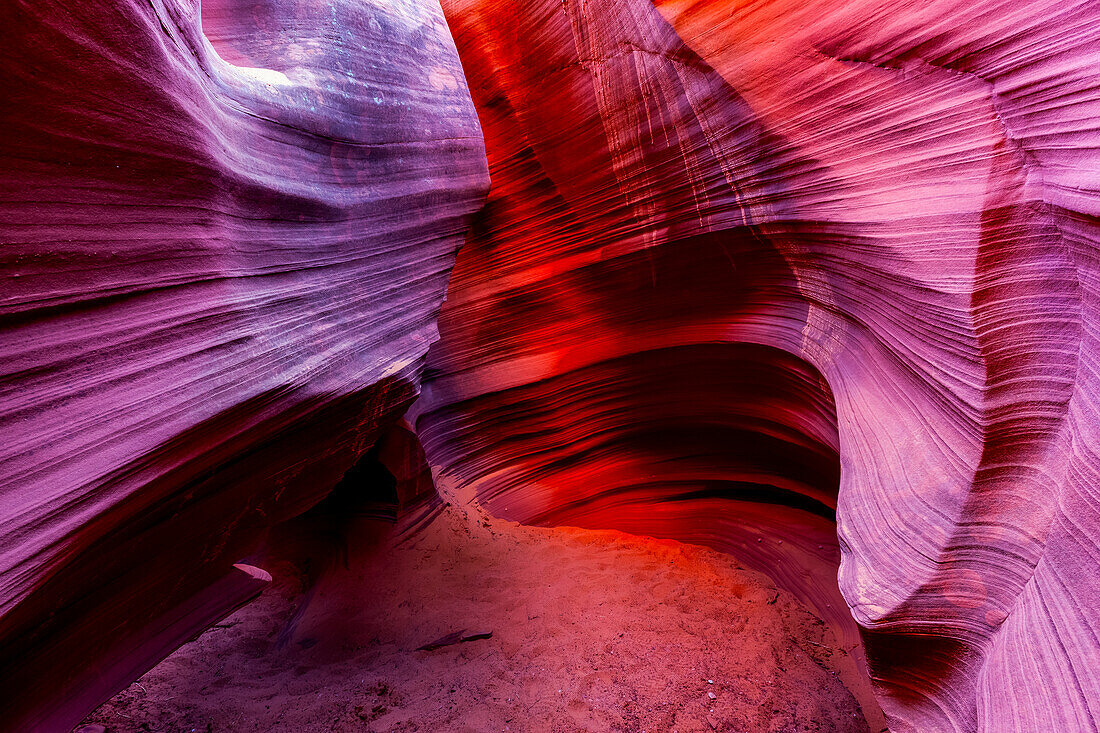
[80,502,877,732]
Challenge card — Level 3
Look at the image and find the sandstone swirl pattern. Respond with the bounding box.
[0,0,487,728]
[414,0,1100,730]
[4,0,1100,730]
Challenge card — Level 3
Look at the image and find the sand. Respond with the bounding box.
[80,501,874,732]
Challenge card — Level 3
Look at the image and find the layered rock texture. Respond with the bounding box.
[4,0,1100,731]
[414,0,1100,731]
[0,0,486,728]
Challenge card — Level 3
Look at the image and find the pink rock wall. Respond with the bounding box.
[414,0,1100,730]
[0,0,487,728]
[4,0,1100,729]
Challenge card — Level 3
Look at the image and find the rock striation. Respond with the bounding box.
[414,0,1100,730]
[4,0,1100,730]
[0,0,487,728]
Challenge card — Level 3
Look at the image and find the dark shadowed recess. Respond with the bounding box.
[258,422,443,587]
[0,377,417,732]
[418,340,844,608]
[416,219,849,626]
[238,421,444,653]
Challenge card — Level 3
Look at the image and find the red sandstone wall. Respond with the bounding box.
[415,0,1100,730]
[3,0,1100,730]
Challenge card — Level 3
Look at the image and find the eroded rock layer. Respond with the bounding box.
[0,0,487,728]
[416,0,1100,730]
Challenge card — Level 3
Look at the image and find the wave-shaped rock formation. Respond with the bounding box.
[0,0,487,728]
[4,0,1100,730]
[414,0,1100,730]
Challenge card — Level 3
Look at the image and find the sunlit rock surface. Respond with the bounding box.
[415,0,1100,730]
[5,0,1100,729]
[0,0,487,728]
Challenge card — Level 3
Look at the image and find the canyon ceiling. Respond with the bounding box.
[2,0,1099,731]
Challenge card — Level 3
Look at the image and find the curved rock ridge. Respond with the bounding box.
[0,0,487,728]
[415,0,1100,730]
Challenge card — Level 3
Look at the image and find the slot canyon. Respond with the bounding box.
[2,0,1099,730]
